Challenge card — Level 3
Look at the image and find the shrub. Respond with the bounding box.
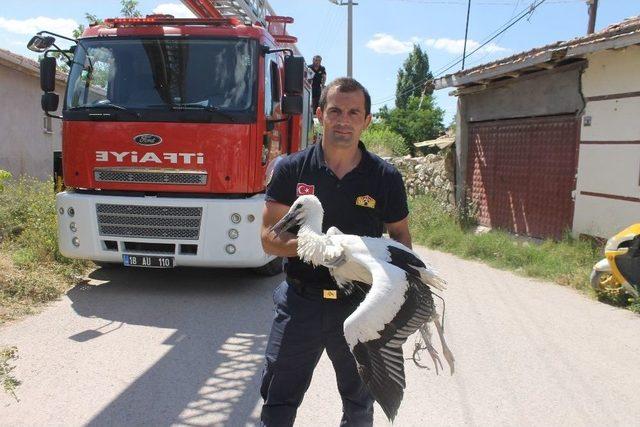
[0,170,11,191]
[361,124,409,157]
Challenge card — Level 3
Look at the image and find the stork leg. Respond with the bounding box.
[433,317,455,375]
[419,323,444,375]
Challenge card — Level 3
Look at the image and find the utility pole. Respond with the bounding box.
[329,0,358,77]
[461,0,471,70]
[587,0,598,34]
[347,0,353,77]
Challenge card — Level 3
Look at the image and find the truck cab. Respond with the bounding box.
[29,14,313,272]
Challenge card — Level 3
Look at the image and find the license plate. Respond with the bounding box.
[123,254,174,268]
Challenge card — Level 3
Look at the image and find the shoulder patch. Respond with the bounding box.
[355,195,376,209]
[296,183,315,196]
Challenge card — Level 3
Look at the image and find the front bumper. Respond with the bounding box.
[56,191,273,268]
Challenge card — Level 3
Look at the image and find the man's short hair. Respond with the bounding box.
[318,77,371,117]
[313,55,322,61]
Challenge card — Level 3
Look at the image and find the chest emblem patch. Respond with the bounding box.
[296,183,315,196]
[355,195,376,209]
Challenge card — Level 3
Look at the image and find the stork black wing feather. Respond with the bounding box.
[387,245,426,277]
[351,274,436,421]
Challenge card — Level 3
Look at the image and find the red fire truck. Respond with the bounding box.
[27,0,313,274]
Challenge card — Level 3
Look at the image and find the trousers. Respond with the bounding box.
[260,281,374,426]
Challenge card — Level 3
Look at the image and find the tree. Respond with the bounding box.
[378,95,445,154]
[72,14,102,39]
[72,1,141,38]
[120,0,142,18]
[395,44,433,109]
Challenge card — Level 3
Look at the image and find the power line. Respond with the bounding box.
[461,0,472,69]
[372,0,548,106]
[386,0,578,4]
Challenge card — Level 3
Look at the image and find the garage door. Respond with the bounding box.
[467,115,579,239]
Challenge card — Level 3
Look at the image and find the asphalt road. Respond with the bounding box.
[1,247,640,426]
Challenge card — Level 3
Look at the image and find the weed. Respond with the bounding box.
[409,195,602,293]
[0,346,20,401]
[0,176,90,322]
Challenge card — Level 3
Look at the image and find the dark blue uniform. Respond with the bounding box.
[260,141,409,426]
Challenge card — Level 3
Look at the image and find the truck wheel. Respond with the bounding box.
[253,257,283,276]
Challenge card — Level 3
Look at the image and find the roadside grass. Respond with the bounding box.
[0,173,92,400]
[0,346,20,401]
[0,174,90,323]
[408,194,624,302]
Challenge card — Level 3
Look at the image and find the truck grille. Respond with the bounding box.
[95,168,207,185]
[96,204,202,240]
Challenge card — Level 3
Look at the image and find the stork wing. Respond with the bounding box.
[346,261,436,421]
[357,237,447,291]
[326,226,344,236]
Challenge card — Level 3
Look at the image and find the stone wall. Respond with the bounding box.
[384,148,456,211]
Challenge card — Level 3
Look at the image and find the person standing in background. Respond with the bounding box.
[309,55,326,112]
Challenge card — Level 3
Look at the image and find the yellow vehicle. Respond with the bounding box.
[591,224,640,298]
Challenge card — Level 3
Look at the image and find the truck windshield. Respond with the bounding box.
[66,38,256,121]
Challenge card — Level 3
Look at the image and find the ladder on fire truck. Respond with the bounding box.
[181,0,301,54]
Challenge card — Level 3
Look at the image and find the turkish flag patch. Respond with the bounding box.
[296,183,315,196]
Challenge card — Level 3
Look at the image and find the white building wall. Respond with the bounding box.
[0,58,64,180]
[573,45,640,238]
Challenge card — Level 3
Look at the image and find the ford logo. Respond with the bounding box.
[133,134,162,146]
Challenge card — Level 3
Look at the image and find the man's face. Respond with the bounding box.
[317,86,371,149]
[313,57,321,67]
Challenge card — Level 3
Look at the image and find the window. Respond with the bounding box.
[66,39,255,113]
[264,54,280,117]
[43,115,52,134]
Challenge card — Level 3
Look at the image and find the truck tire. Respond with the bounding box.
[253,257,283,276]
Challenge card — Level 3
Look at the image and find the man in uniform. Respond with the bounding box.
[309,55,327,112]
[259,77,412,426]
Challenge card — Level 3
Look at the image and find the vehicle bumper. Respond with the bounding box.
[56,191,273,268]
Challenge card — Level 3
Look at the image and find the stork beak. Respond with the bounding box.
[270,210,299,237]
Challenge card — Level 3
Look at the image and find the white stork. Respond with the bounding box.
[270,195,455,421]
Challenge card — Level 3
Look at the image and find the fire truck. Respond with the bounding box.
[27,0,313,274]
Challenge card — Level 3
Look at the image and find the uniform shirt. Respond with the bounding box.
[309,65,326,98]
[266,141,409,288]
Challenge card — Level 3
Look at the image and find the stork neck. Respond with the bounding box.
[297,215,328,266]
[299,213,323,235]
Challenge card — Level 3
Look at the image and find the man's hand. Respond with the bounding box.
[261,201,299,258]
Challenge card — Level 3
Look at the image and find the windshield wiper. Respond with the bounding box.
[169,103,235,122]
[70,102,141,118]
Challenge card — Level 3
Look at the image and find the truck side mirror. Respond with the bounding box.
[281,94,302,115]
[27,35,56,53]
[40,56,57,92]
[283,56,304,94]
[41,92,59,112]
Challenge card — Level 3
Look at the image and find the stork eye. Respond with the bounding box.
[294,203,303,210]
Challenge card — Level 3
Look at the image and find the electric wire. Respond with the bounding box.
[371,0,548,106]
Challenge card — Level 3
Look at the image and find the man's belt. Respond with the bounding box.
[287,278,350,300]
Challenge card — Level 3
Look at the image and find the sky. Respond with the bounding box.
[1,0,638,124]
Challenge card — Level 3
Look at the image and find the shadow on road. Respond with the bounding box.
[66,266,281,426]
